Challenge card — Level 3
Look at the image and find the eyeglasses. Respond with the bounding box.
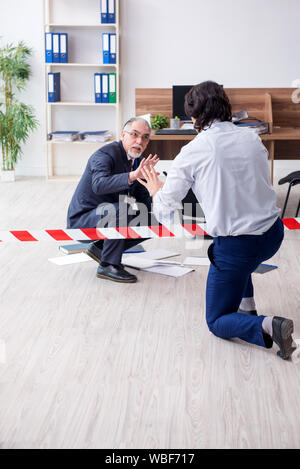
[124,130,150,142]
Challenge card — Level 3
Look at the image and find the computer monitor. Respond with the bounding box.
[172,85,193,121]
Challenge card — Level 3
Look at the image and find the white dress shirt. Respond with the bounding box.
[153,121,280,237]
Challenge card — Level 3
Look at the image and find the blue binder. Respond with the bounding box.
[45,32,53,63]
[101,73,109,103]
[94,73,102,103]
[48,72,61,102]
[59,33,68,63]
[52,33,60,63]
[108,0,116,23]
[102,33,110,64]
[100,0,108,23]
[109,33,116,64]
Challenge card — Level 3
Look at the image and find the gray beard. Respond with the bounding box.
[127,150,142,159]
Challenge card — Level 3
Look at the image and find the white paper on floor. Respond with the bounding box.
[127,249,180,260]
[183,257,210,266]
[291,339,300,365]
[143,264,194,277]
[48,252,93,265]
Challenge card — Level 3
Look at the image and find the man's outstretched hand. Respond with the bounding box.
[128,154,159,183]
[137,165,165,197]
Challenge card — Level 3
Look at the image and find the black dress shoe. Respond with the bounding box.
[96,264,137,283]
[86,241,103,263]
[272,316,296,360]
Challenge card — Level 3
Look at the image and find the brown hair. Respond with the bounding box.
[184,81,232,131]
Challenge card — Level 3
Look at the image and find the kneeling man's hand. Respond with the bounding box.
[137,165,164,197]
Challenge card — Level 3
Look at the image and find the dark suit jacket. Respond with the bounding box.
[67,140,152,228]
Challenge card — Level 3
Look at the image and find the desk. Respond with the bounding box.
[136,88,300,185]
[147,130,278,182]
[261,127,300,183]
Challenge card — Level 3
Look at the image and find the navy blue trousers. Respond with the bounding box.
[96,201,153,265]
[206,217,284,348]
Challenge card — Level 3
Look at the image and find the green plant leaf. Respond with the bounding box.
[0,39,38,170]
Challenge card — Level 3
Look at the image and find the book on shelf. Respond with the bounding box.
[48,131,79,142]
[78,130,113,142]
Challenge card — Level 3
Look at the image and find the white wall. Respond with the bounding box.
[1,0,300,176]
[0,0,45,176]
[121,0,300,120]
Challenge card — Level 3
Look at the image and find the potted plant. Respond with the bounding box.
[151,114,169,130]
[0,40,38,182]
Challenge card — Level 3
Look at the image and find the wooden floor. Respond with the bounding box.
[0,175,299,449]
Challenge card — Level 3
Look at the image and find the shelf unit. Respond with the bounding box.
[43,0,120,181]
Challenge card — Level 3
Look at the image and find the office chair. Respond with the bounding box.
[278,170,300,219]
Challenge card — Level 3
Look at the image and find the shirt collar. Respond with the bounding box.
[203,119,221,131]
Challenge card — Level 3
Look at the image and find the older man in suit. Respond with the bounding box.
[67,117,158,283]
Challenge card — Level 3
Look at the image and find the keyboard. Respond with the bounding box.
[155,128,197,135]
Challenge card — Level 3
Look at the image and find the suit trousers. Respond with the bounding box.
[96,201,154,265]
[206,217,284,348]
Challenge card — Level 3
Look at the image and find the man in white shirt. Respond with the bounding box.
[138,81,296,360]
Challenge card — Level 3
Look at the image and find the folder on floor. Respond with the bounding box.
[102,33,110,64]
[45,32,53,63]
[109,33,116,64]
[52,33,60,63]
[100,0,108,23]
[48,72,61,102]
[101,73,109,103]
[59,33,68,63]
[94,73,102,103]
[109,73,116,103]
[108,0,116,23]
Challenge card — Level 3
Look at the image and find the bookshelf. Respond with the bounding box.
[43,0,120,181]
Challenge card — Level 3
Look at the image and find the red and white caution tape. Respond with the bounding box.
[0,219,299,243]
[0,223,209,243]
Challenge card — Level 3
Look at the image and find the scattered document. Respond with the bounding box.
[130,249,180,260]
[48,253,93,265]
[143,264,194,277]
[183,257,210,266]
[59,243,88,255]
[254,264,278,274]
[122,256,158,269]
[122,250,192,276]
